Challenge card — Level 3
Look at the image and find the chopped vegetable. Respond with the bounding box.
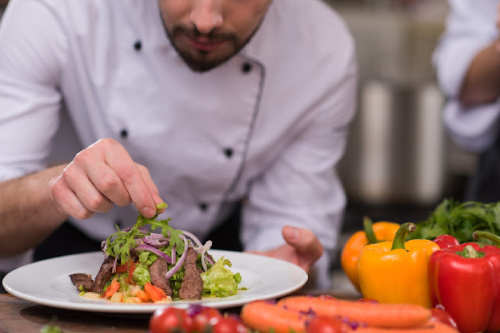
[144,282,167,302]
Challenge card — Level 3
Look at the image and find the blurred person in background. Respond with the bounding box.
[0,0,357,290]
[433,0,500,203]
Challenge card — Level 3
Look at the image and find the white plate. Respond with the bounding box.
[2,250,307,313]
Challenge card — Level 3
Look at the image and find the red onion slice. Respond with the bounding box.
[134,244,173,264]
[112,256,119,273]
[142,233,169,248]
[200,240,213,271]
[180,230,203,248]
[165,236,189,279]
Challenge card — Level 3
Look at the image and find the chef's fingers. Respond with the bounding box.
[65,160,115,214]
[101,139,159,218]
[51,172,97,220]
[136,163,164,209]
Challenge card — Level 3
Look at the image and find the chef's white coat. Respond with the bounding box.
[0,0,357,288]
[434,0,500,152]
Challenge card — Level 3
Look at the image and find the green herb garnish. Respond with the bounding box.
[105,202,184,264]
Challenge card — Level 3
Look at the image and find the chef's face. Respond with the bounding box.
[158,0,272,72]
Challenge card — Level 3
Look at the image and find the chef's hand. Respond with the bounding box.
[247,226,323,273]
[50,138,164,220]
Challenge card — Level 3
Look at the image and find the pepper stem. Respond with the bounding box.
[472,230,500,247]
[456,244,485,258]
[464,245,477,258]
[391,222,416,251]
[363,216,379,244]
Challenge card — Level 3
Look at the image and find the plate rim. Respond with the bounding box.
[2,250,308,313]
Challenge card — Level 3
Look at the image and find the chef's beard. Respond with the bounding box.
[164,24,259,73]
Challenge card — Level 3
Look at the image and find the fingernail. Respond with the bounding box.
[142,207,155,218]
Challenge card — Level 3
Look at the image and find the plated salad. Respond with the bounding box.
[69,203,243,303]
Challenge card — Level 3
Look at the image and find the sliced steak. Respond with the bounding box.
[179,247,203,300]
[150,257,172,297]
[92,255,115,293]
[69,273,94,292]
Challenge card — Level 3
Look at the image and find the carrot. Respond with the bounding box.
[241,300,311,333]
[144,282,167,302]
[354,319,459,333]
[277,296,431,329]
[136,290,151,302]
[104,278,120,298]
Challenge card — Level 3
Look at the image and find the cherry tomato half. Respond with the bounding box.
[210,315,247,333]
[149,307,195,333]
[306,316,351,333]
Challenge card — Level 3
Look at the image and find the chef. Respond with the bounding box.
[0,0,357,289]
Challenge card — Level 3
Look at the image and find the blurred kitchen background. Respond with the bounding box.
[322,0,475,291]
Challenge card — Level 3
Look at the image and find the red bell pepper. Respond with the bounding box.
[433,234,460,249]
[428,230,500,333]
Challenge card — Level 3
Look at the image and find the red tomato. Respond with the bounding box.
[149,307,195,333]
[306,316,351,333]
[192,307,222,331]
[431,306,458,329]
[210,315,247,333]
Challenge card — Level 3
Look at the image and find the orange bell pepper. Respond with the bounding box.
[340,217,400,292]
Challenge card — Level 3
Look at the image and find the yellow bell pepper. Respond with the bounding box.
[340,217,400,293]
[357,222,440,308]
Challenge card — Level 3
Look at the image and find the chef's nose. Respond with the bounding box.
[190,0,223,34]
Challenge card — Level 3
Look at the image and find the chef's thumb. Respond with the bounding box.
[282,226,323,262]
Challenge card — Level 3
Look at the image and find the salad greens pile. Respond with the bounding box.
[409,199,500,243]
[102,202,243,299]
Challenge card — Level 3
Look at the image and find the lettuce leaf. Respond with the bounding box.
[200,257,239,297]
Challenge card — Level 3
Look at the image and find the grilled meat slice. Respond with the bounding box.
[179,247,203,300]
[150,257,172,297]
[92,255,115,293]
[69,273,94,292]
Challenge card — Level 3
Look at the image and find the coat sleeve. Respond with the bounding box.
[433,0,500,152]
[0,0,66,181]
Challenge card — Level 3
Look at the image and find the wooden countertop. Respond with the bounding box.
[0,290,360,333]
[0,293,150,332]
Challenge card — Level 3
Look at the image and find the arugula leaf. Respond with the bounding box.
[147,218,185,255]
[105,203,178,264]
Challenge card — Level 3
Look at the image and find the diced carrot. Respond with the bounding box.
[104,278,120,298]
[144,282,167,302]
[137,290,151,302]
